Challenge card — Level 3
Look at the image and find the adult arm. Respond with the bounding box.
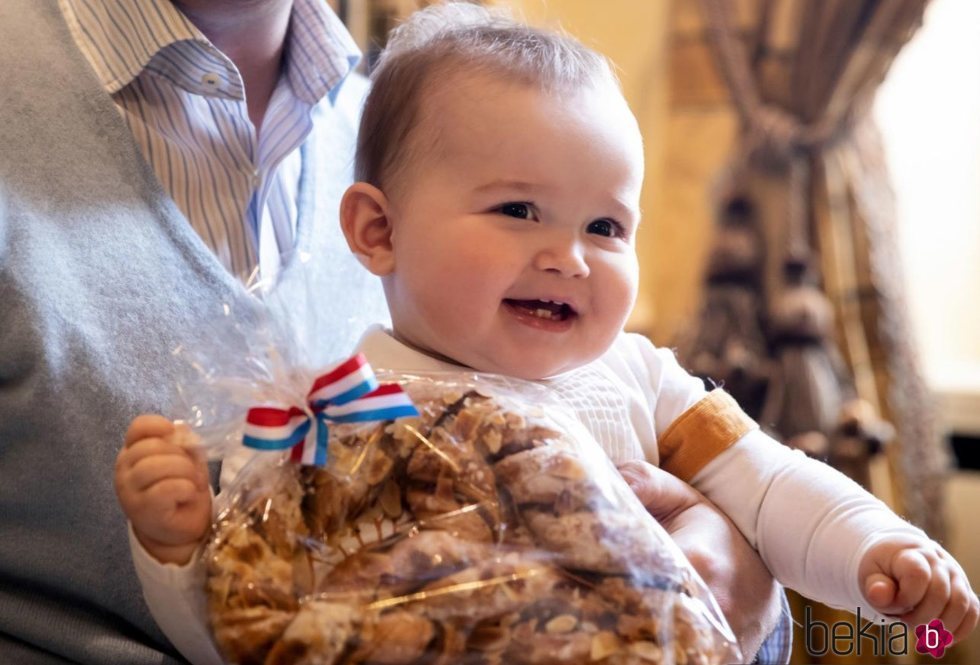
[620,461,783,661]
[604,334,785,658]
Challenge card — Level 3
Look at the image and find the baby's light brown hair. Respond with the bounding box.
[355,1,620,195]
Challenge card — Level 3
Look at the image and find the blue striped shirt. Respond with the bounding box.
[59,0,360,281]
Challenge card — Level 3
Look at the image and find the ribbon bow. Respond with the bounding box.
[242,354,418,466]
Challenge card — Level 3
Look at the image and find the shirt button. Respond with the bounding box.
[201,72,221,88]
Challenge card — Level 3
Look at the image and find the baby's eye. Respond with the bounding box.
[497,202,536,220]
[586,218,625,238]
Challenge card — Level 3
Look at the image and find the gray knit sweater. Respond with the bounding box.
[0,2,387,663]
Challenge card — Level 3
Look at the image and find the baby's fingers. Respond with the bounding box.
[124,414,174,447]
[137,478,212,544]
[939,567,980,643]
[864,573,898,612]
[895,551,950,626]
[143,477,201,508]
[953,595,979,643]
[886,549,932,615]
[117,439,208,493]
[135,454,207,492]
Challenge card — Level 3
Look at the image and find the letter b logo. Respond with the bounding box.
[915,619,953,659]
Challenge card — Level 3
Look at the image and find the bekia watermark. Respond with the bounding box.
[803,606,953,659]
[915,619,954,659]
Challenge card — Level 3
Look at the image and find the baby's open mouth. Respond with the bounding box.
[503,299,576,322]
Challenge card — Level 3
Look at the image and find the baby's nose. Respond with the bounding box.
[532,237,590,278]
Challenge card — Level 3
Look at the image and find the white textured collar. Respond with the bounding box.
[354,324,466,373]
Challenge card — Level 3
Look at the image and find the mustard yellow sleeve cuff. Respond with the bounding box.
[658,389,759,482]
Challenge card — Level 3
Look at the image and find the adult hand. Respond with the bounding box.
[619,460,783,661]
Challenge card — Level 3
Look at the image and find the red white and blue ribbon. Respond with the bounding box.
[242,354,418,466]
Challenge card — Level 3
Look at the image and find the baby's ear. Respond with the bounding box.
[340,182,395,276]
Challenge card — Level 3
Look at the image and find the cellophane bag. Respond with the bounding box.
[196,366,741,665]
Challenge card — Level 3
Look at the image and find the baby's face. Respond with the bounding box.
[383,73,644,379]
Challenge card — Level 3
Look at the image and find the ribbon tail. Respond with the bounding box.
[314,414,329,466]
[291,413,329,466]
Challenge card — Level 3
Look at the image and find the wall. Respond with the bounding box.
[875,1,980,663]
[502,0,680,341]
[874,0,980,427]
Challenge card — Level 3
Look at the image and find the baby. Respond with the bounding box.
[116,3,978,664]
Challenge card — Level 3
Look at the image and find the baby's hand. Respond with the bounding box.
[859,536,979,643]
[114,414,212,566]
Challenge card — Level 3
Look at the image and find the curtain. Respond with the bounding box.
[685,0,948,540]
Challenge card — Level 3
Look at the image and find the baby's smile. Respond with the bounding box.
[502,298,578,330]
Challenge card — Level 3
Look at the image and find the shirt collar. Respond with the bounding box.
[287,0,361,105]
[354,325,595,383]
[354,326,578,399]
[355,325,466,373]
[60,0,211,93]
[61,0,360,104]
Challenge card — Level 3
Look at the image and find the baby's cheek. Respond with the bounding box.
[598,270,638,325]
